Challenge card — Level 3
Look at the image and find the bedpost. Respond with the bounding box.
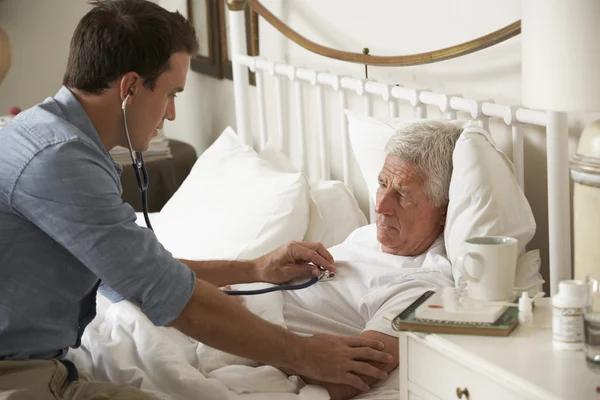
[227,0,252,147]
[547,111,572,295]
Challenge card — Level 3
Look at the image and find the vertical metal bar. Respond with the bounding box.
[339,90,351,189]
[388,100,398,118]
[415,105,427,119]
[480,117,490,132]
[443,110,457,120]
[512,125,525,190]
[316,85,329,180]
[546,111,571,295]
[227,7,251,145]
[294,80,306,174]
[255,70,267,150]
[274,76,286,154]
[364,96,373,116]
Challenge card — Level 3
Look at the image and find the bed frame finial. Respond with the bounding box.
[227,0,247,11]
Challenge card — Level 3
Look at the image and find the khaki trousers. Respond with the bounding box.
[0,360,159,400]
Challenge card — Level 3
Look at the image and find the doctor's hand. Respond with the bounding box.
[289,334,392,392]
[253,241,336,284]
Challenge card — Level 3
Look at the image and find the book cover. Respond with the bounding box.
[390,290,519,337]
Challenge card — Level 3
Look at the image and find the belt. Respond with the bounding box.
[58,359,79,383]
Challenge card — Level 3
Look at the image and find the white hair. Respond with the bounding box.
[385,120,463,208]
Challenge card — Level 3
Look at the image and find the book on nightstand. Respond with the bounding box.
[386,290,519,337]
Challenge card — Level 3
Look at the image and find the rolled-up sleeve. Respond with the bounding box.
[10,140,195,326]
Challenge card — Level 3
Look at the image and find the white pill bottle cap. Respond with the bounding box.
[554,280,587,308]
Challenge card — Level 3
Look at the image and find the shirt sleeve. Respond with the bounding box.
[362,270,451,336]
[10,140,195,326]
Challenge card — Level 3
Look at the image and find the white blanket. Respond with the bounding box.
[68,284,333,400]
[68,279,400,399]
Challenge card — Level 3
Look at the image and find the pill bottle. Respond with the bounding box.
[552,280,586,350]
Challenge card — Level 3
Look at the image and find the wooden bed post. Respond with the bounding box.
[227,0,252,147]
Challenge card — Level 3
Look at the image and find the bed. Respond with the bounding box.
[67,1,572,399]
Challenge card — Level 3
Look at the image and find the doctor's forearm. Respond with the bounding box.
[168,278,299,370]
[179,259,257,287]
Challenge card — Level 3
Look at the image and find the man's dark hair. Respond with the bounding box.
[63,0,198,94]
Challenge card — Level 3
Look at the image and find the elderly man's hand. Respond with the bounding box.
[253,241,336,284]
[289,333,392,392]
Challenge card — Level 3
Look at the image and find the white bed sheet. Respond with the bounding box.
[68,281,399,400]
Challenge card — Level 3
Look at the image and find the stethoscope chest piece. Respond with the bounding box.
[318,267,336,282]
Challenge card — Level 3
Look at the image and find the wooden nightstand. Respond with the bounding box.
[119,140,196,212]
[398,298,600,400]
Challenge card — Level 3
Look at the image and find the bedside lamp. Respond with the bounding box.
[522,0,600,291]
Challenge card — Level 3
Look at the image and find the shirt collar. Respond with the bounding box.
[54,86,123,174]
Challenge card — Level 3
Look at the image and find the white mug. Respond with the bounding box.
[455,236,518,302]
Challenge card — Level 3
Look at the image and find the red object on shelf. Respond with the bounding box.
[8,107,21,116]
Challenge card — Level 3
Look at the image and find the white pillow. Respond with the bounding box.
[344,109,465,203]
[260,146,367,248]
[304,180,368,248]
[154,127,310,260]
[444,122,538,287]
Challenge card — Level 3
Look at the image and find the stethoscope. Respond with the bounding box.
[121,92,153,231]
[121,92,335,296]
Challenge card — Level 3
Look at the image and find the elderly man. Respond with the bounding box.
[281,120,464,400]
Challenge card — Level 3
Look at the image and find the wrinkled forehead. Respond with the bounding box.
[380,155,424,186]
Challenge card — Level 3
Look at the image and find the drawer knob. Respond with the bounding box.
[456,387,470,399]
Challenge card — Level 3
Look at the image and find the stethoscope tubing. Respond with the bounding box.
[122,92,153,231]
[222,276,319,296]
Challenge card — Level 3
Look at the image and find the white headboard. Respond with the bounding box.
[226,4,571,295]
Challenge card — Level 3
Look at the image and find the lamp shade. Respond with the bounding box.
[522,0,600,112]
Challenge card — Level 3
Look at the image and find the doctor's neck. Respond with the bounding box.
[70,86,124,152]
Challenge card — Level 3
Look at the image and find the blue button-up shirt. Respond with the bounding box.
[0,87,195,360]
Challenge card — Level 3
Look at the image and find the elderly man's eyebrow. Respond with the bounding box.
[394,184,410,195]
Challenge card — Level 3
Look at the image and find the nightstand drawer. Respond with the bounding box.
[407,336,529,400]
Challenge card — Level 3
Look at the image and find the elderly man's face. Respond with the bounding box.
[375,155,446,256]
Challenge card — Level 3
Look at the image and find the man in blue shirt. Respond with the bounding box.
[0,0,392,398]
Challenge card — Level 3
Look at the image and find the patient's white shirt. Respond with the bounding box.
[282,224,454,337]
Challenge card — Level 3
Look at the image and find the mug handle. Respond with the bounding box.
[455,251,483,283]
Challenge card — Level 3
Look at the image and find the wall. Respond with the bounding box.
[156,0,237,153]
[0,0,234,153]
[0,0,92,113]
[1,0,597,288]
